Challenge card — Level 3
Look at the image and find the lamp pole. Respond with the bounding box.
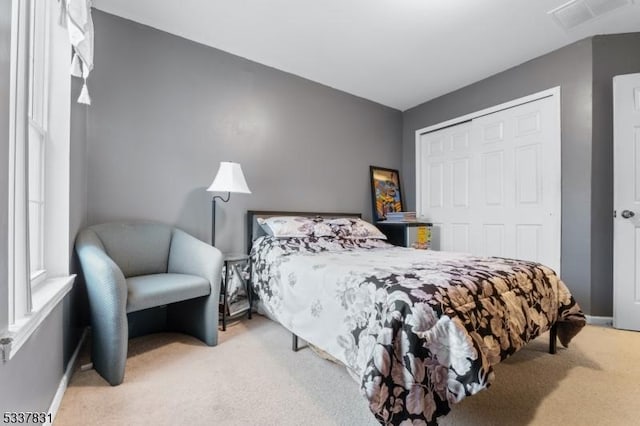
[211,192,230,246]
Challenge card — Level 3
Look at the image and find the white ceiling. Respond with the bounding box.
[93,0,640,111]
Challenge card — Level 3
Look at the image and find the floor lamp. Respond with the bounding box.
[206,162,252,246]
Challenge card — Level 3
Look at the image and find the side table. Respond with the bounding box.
[375,221,433,248]
[220,253,253,331]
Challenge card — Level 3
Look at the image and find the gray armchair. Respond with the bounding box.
[75,222,223,386]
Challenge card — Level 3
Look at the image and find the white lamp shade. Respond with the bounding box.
[206,162,252,194]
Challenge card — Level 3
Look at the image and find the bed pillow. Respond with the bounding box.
[257,216,315,238]
[312,217,387,240]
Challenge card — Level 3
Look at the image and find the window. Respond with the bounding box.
[27,0,49,286]
[8,0,34,324]
[3,0,74,360]
[9,0,49,319]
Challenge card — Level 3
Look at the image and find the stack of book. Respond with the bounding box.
[384,211,417,222]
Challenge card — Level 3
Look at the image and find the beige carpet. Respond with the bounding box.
[55,316,640,426]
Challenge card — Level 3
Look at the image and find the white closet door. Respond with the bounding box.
[417,95,561,272]
[419,122,474,253]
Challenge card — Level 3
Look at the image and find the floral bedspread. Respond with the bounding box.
[250,236,585,425]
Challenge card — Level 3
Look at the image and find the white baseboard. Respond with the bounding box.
[585,315,613,327]
[47,327,88,424]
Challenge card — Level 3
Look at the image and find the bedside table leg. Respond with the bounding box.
[222,265,228,331]
[247,261,253,320]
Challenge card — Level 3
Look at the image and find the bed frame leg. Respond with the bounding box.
[549,323,558,354]
[292,334,299,352]
[292,334,306,352]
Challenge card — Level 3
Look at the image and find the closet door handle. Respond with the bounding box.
[621,210,635,219]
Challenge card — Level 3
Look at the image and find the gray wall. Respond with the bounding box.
[63,78,89,362]
[85,10,402,254]
[0,0,11,333]
[591,33,640,316]
[68,77,90,340]
[0,303,71,416]
[70,79,89,251]
[403,39,595,313]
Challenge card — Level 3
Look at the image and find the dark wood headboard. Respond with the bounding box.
[246,210,362,254]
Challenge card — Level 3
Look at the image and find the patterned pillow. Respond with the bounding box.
[257,216,315,238]
[312,217,387,240]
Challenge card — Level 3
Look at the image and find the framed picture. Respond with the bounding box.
[221,262,251,317]
[228,296,250,316]
[370,166,404,221]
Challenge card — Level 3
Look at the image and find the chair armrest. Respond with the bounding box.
[75,229,128,316]
[168,229,223,287]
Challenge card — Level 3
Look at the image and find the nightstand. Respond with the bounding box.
[220,253,252,331]
[375,221,433,248]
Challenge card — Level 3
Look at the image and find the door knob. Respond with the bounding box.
[621,210,635,219]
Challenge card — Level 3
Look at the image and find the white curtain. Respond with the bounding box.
[59,0,94,105]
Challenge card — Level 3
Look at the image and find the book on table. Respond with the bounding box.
[384,211,417,222]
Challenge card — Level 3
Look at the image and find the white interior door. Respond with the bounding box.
[613,73,640,331]
[417,93,561,273]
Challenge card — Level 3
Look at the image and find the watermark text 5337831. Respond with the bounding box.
[3,412,52,424]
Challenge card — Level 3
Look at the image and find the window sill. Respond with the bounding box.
[31,269,47,287]
[4,275,75,361]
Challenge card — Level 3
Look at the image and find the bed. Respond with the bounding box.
[247,210,586,425]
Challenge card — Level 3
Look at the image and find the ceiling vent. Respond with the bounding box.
[548,0,634,29]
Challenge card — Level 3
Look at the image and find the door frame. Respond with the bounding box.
[414,86,562,269]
